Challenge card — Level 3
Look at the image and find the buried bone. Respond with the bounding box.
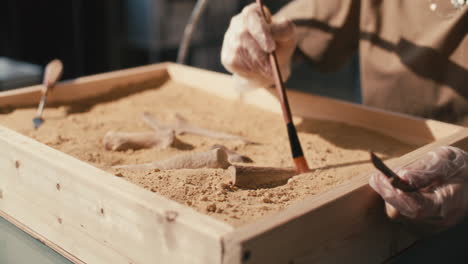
[103,130,174,151]
[228,165,297,188]
[113,148,231,170]
[210,144,253,163]
[143,112,252,143]
[142,112,173,134]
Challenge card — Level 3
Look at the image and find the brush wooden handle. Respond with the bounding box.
[42,59,63,93]
[256,0,309,173]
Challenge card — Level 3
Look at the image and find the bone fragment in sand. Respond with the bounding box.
[113,148,231,170]
[142,112,174,134]
[103,130,174,151]
[210,144,253,163]
[143,112,252,143]
[228,165,297,188]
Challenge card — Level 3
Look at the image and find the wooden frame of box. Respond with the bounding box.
[0,62,466,264]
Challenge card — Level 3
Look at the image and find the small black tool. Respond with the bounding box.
[370,152,416,192]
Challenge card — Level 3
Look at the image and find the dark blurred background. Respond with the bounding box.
[0,0,293,79]
[0,0,360,102]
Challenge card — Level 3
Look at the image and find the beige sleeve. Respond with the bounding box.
[275,0,360,71]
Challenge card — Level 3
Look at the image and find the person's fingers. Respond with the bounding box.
[221,8,274,86]
[243,4,276,53]
[273,18,296,82]
[221,18,258,73]
[384,202,400,219]
[223,32,272,84]
[398,146,468,189]
[270,17,295,42]
[221,4,296,86]
[370,147,468,228]
[240,31,272,80]
[369,172,424,218]
[370,170,468,224]
[428,182,468,227]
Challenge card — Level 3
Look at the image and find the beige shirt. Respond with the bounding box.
[278,0,468,124]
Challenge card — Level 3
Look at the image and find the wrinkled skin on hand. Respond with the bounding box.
[369,146,468,231]
[221,3,297,87]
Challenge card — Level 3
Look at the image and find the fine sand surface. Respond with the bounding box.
[0,80,418,226]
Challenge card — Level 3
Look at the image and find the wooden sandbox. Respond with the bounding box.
[0,62,466,264]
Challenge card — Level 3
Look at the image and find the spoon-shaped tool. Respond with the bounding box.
[33,59,63,129]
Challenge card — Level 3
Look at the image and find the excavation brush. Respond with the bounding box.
[33,59,63,129]
[256,0,309,173]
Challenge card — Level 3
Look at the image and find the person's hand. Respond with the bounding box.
[221,3,297,87]
[369,146,468,231]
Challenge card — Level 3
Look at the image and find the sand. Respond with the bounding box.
[0,80,418,226]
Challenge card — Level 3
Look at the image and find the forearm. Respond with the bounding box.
[275,0,360,71]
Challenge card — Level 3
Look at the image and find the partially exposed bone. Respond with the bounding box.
[113,148,231,170]
[174,114,251,142]
[210,144,253,163]
[228,165,297,188]
[142,112,174,134]
[103,130,174,151]
[143,112,252,143]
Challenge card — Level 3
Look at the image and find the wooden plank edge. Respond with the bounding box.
[285,89,463,144]
[0,124,234,234]
[166,63,247,101]
[0,62,171,98]
[222,128,468,263]
[232,127,468,239]
[0,124,233,263]
[0,211,85,264]
[165,63,462,145]
[0,62,171,108]
[0,61,460,145]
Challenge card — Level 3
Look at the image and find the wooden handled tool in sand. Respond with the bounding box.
[256,0,309,173]
[33,59,63,129]
[370,152,416,192]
